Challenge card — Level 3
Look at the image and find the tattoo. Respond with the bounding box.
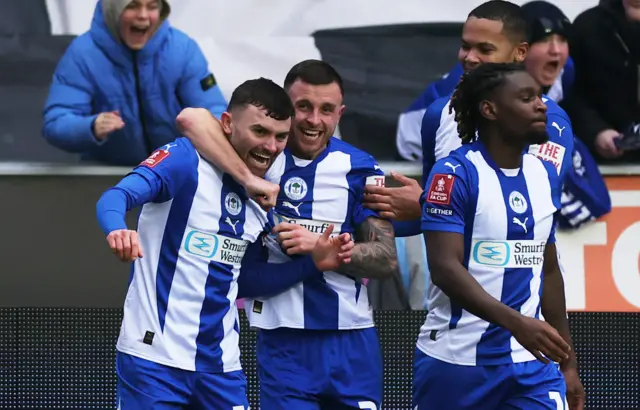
[337,217,399,279]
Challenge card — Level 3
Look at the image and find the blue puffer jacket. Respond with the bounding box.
[42,1,227,165]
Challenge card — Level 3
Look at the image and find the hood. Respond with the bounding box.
[101,0,171,42]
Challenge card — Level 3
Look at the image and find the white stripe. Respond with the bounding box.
[610,191,640,207]
[434,101,463,162]
[219,267,240,372]
[396,108,427,161]
[560,199,583,215]
[116,200,172,361]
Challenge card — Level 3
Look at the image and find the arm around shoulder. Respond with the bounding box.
[176,108,254,183]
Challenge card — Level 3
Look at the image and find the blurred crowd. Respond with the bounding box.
[40,0,640,309]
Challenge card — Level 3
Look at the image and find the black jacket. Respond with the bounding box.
[562,0,640,162]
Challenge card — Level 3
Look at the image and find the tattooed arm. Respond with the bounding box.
[336,217,399,279]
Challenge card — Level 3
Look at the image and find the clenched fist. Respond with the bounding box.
[93,111,125,141]
[107,229,144,262]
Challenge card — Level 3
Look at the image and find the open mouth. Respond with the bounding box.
[299,128,323,140]
[249,152,271,168]
[543,60,560,72]
[130,26,150,38]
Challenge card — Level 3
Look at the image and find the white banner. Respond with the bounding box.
[44,0,598,99]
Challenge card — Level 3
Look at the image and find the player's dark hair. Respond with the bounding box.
[449,62,527,144]
[468,0,529,44]
[284,59,344,95]
[227,77,295,121]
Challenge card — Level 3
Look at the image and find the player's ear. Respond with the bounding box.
[479,100,497,121]
[220,111,233,135]
[514,41,529,64]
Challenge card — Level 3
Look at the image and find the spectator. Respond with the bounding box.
[562,0,640,162]
[42,0,227,166]
[521,1,573,103]
[396,0,574,161]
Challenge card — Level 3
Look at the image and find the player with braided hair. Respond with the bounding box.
[449,63,530,144]
[414,62,584,410]
[448,73,477,145]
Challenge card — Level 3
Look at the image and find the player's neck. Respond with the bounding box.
[482,135,524,169]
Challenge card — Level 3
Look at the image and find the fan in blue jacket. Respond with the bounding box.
[42,0,227,165]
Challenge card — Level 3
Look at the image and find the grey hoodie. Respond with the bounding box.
[102,0,171,43]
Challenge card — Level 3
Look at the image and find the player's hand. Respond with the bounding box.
[106,229,144,262]
[311,224,354,271]
[245,175,280,211]
[510,316,571,364]
[595,129,623,158]
[563,367,585,410]
[363,172,422,221]
[93,111,125,140]
[273,222,318,255]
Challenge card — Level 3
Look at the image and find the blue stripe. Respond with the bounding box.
[218,174,248,238]
[156,170,199,332]
[194,175,248,370]
[303,276,340,328]
[194,262,234,372]
[278,153,316,220]
[476,166,535,365]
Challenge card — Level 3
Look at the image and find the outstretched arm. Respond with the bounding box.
[96,140,195,262]
[96,172,162,235]
[336,217,398,279]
